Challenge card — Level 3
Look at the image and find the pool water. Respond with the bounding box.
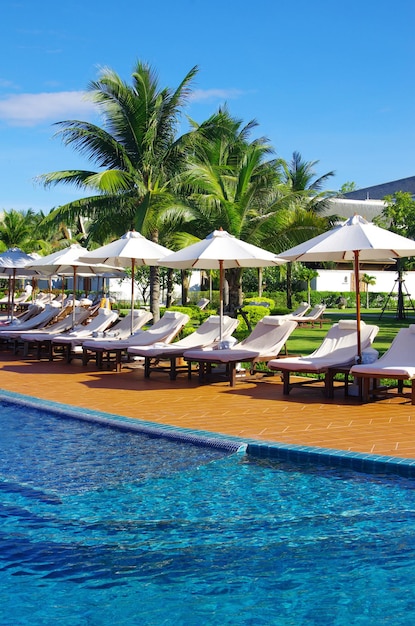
[1,399,415,625]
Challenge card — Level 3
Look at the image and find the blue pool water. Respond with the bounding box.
[1,397,415,625]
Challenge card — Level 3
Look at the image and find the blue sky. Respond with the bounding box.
[1,0,414,213]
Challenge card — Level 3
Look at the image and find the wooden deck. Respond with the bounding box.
[1,351,415,459]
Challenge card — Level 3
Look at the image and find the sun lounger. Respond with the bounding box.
[183,316,298,386]
[0,285,31,310]
[16,306,92,358]
[18,291,56,310]
[0,303,63,348]
[82,310,190,372]
[68,309,153,362]
[0,286,33,312]
[350,326,415,404]
[290,302,311,317]
[50,308,119,362]
[290,304,327,327]
[268,320,379,397]
[0,302,44,326]
[196,298,210,310]
[81,309,153,342]
[127,314,239,380]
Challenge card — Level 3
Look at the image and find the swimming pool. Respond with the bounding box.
[1,393,415,625]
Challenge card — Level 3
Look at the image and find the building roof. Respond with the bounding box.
[343,176,415,200]
[325,198,385,221]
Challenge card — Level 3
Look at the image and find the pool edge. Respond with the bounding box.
[3,388,415,478]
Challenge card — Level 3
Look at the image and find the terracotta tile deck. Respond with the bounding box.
[1,350,415,460]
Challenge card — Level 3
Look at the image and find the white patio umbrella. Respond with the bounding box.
[27,244,123,326]
[277,214,415,360]
[0,248,40,321]
[78,231,173,334]
[159,229,286,341]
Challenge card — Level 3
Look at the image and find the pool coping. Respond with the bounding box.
[0,389,246,454]
[3,388,415,478]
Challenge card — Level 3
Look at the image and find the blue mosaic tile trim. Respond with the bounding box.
[3,388,415,477]
[0,389,246,454]
[247,442,415,478]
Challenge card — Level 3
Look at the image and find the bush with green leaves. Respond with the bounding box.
[243,296,275,308]
[235,305,271,338]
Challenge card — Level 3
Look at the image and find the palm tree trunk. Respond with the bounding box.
[181,270,190,305]
[226,267,243,312]
[166,269,174,308]
[286,263,293,309]
[150,266,160,322]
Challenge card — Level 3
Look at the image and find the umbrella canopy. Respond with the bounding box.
[160,229,286,340]
[27,244,122,325]
[278,214,415,359]
[0,248,40,320]
[79,231,173,334]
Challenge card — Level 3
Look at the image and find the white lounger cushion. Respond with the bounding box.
[338,319,364,330]
[82,311,190,351]
[269,321,378,373]
[51,309,119,345]
[351,327,415,379]
[127,315,239,357]
[260,316,285,326]
[184,317,297,363]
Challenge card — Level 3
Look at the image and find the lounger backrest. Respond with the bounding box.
[128,311,190,346]
[310,320,379,362]
[239,316,298,354]
[172,315,239,349]
[196,298,210,310]
[291,303,310,317]
[0,303,61,331]
[35,293,55,304]
[16,303,45,322]
[42,304,91,334]
[104,309,153,339]
[374,327,415,366]
[66,308,119,337]
[304,304,326,319]
[14,291,31,304]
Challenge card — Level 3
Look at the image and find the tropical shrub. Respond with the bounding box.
[243,296,275,308]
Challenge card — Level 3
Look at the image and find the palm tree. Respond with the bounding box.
[177,108,291,310]
[39,61,198,320]
[296,264,319,305]
[282,151,335,194]
[0,209,48,253]
[362,273,376,309]
[260,207,331,308]
[274,153,335,307]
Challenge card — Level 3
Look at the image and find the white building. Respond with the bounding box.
[314,269,415,296]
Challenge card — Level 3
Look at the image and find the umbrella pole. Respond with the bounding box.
[130,258,135,335]
[7,276,11,320]
[219,260,224,342]
[10,270,16,323]
[354,250,362,363]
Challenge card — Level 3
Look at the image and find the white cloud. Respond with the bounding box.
[0,88,245,126]
[190,88,244,102]
[0,91,97,126]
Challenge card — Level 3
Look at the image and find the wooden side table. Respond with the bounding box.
[326,366,354,399]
